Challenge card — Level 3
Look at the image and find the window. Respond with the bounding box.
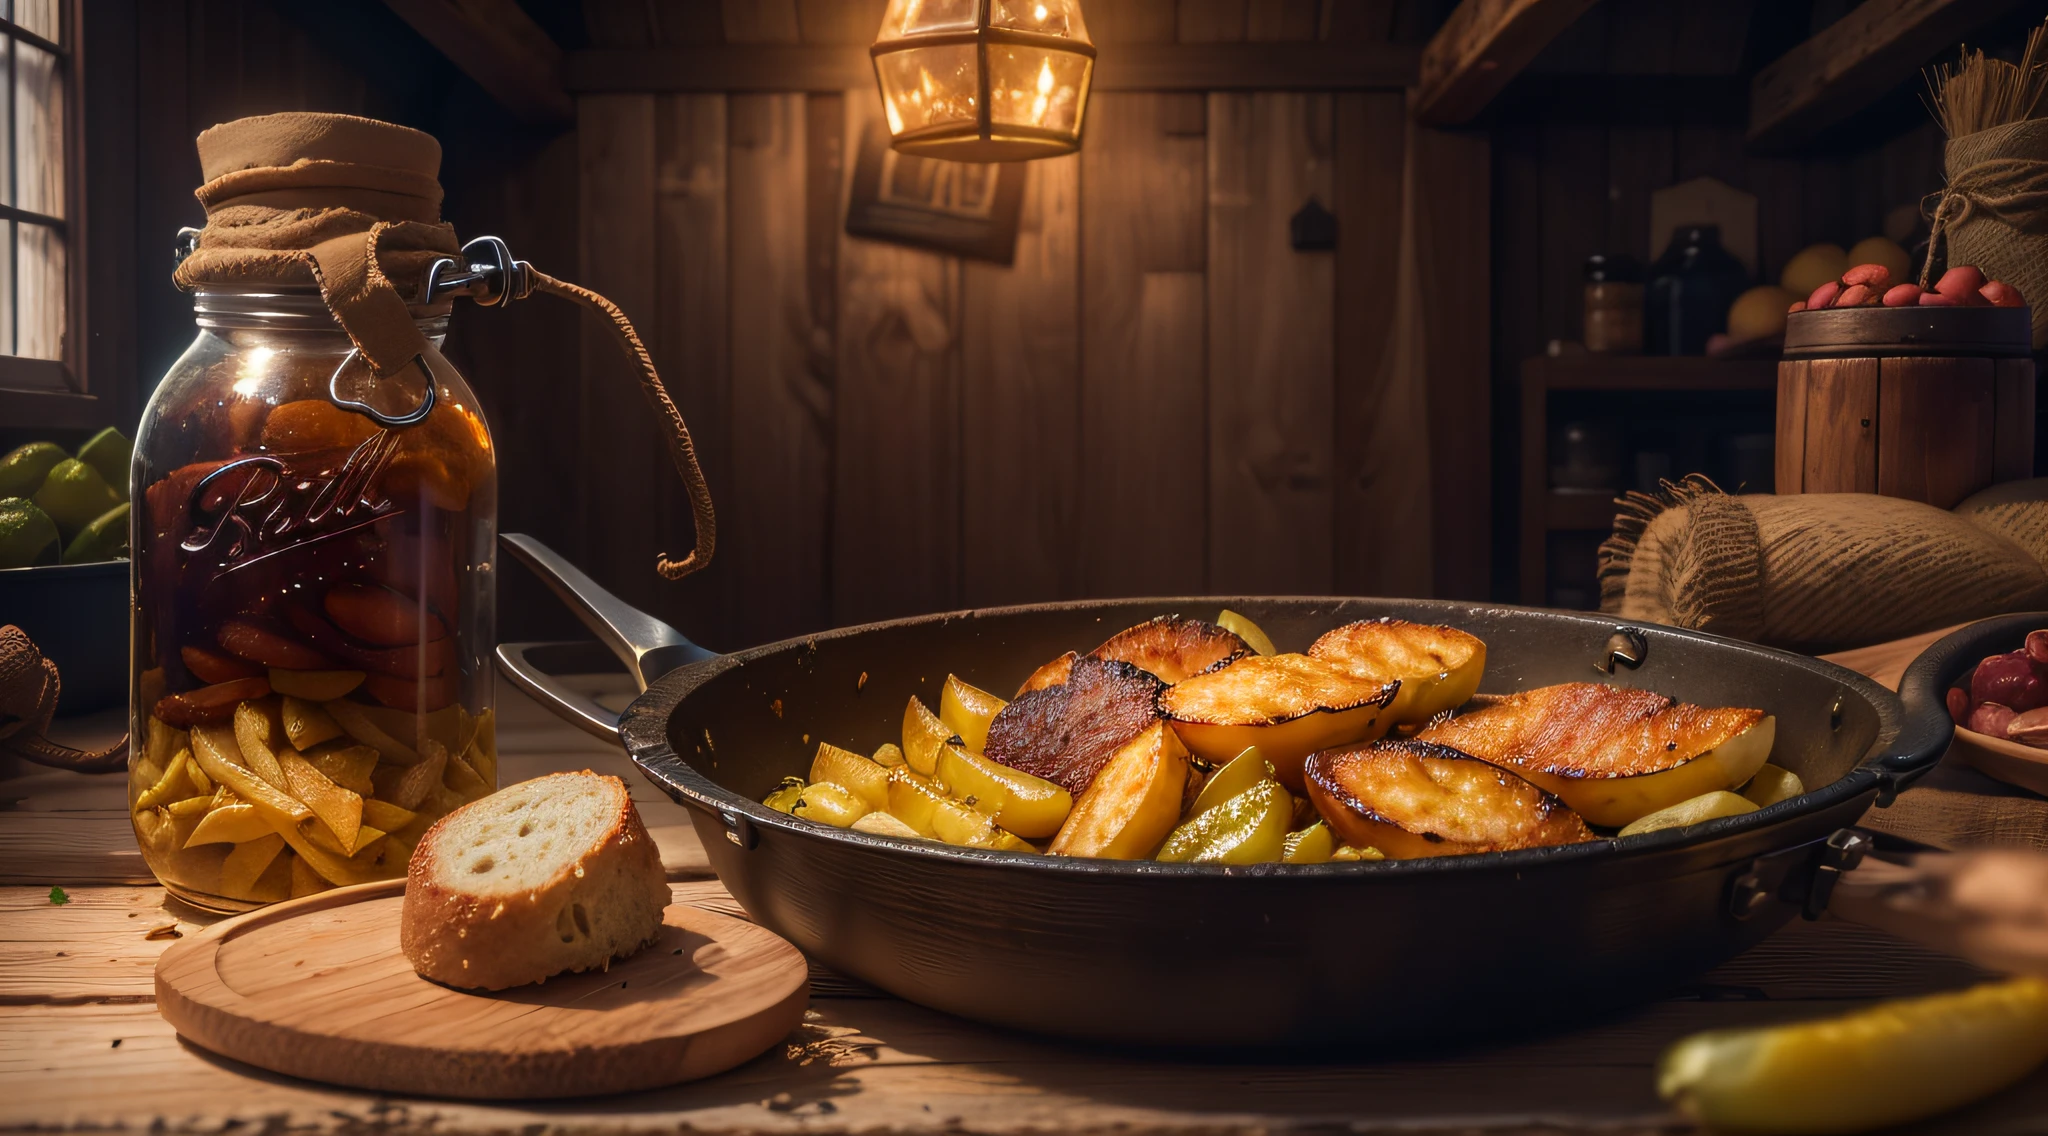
[0,0,69,396]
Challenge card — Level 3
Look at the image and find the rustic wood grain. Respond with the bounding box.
[18,926,2048,1135]
[961,154,1082,607]
[1206,91,1337,597]
[381,0,572,124]
[720,0,801,43]
[795,0,885,43]
[1538,121,1606,347]
[152,881,808,1099]
[569,42,1420,92]
[727,93,833,642]
[577,95,670,635]
[833,94,964,625]
[1776,359,1810,495]
[1412,120,1492,601]
[1519,366,1549,605]
[1800,356,1879,494]
[1077,93,1208,599]
[1748,0,2021,151]
[1876,356,1995,510]
[1246,0,1319,40]
[1177,0,1247,42]
[1413,0,1602,126]
[1333,92,1428,599]
[1993,358,2037,486]
[1082,0,1177,44]
[651,94,735,648]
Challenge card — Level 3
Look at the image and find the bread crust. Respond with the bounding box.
[400,771,670,991]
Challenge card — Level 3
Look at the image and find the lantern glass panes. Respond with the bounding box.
[872,0,1095,162]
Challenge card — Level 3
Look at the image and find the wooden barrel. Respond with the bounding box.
[1776,306,2035,508]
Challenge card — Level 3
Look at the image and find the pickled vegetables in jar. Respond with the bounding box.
[130,288,497,911]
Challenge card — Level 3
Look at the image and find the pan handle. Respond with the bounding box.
[1879,626,1969,799]
[497,640,625,743]
[495,534,716,738]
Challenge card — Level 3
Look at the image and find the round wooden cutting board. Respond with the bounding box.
[155,879,809,1100]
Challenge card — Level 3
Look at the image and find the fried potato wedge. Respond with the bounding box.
[1048,721,1192,860]
[1305,739,1595,859]
[1161,654,1399,790]
[1089,616,1249,684]
[936,743,1073,838]
[984,656,1163,795]
[1415,682,1773,827]
[811,742,890,811]
[939,674,1006,753]
[1016,651,1076,697]
[1308,619,1486,725]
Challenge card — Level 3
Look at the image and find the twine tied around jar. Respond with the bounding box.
[174,112,715,580]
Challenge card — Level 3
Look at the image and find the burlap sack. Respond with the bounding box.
[1600,478,2048,653]
[1956,478,2048,564]
[1927,117,2048,349]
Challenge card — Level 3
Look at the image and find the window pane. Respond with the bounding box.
[0,223,14,354]
[18,221,62,360]
[16,40,61,218]
[12,1,61,44]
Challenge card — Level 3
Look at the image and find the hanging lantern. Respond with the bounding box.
[871,0,1095,162]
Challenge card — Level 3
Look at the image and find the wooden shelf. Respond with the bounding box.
[1518,353,1780,606]
[1519,353,1780,392]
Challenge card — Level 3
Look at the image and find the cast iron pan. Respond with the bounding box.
[496,535,1956,1050]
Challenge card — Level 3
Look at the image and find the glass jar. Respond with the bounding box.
[129,288,497,912]
[1583,254,1643,355]
[1646,225,1750,356]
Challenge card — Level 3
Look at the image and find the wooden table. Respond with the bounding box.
[10,643,2048,1136]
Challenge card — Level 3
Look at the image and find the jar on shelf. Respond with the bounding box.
[1582,254,1642,355]
[130,115,497,911]
[1646,225,1750,356]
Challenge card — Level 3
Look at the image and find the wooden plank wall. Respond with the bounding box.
[1486,0,1949,598]
[570,0,1477,653]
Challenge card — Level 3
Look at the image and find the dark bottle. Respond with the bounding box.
[1645,225,1750,356]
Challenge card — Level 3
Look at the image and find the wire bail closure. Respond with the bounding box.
[424,236,534,307]
[328,236,533,428]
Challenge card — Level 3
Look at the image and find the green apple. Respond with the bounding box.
[0,496,60,568]
[32,459,124,539]
[74,427,132,500]
[62,502,129,564]
[0,441,66,498]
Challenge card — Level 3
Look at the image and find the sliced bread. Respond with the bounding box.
[400,770,670,990]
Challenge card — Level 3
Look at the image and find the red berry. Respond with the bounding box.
[1808,281,1842,310]
[1980,280,2026,308]
[1919,290,1960,306]
[1843,263,1892,289]
[1936,265,1987,299]
[1787,300,1807,313]
[1837,284,1875,308]
[1882,283,1923,306]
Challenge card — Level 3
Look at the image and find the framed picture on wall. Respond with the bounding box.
[844,121,1025,264]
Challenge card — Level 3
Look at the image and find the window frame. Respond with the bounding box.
[0,0,93,428]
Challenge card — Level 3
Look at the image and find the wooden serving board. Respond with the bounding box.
[154,879,809,1100]
[1952,725,2048,799]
